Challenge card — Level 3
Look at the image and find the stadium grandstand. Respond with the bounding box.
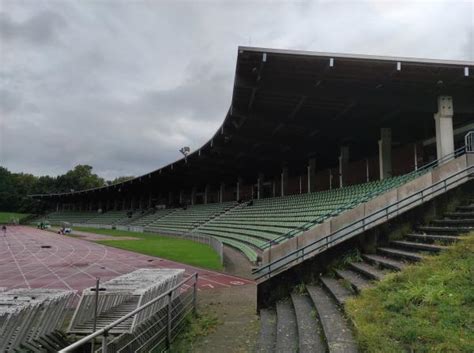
[30,46,474,351]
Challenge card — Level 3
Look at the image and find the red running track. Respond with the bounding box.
[0,226,253,297]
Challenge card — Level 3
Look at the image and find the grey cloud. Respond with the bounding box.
[0,0,472,179]
[0,10,66,44]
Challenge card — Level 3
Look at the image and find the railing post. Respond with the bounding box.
[102,331,108,353]
[166,291,172,349]
[193,274,198,314]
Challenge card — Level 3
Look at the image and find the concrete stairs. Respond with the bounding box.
[255,201,472,352]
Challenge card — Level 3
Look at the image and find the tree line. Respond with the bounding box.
[0,165,133,213]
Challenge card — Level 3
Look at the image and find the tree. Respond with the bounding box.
[107,176,135,186]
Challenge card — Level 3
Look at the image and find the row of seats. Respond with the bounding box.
[193,174,419,261]
[35,173,419,263]
[144,202,237,234]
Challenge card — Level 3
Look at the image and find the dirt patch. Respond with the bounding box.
[192,284,259,353]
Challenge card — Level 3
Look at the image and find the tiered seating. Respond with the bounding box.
[86,210,130,225]
[195,174,417,261]
[128,208,176,227]
[145,202,237,234]
[40,211,98,225]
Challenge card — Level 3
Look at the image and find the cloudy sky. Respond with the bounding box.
[1,0,473,180]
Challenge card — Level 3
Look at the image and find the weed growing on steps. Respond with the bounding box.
[293,283,307,295]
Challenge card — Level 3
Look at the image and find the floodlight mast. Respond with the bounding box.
[179,146,191,161]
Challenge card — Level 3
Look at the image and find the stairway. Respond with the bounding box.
[255,201,473,353]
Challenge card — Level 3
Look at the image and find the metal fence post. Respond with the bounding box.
[193,274,198,314]
[166,292,172,349]
[102,331,108,353]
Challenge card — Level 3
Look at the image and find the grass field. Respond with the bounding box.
[0,212,30,223]
[73,227,223,271]
[345,233,474,352]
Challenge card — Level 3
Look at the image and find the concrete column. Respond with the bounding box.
[413,144,418,171]
[366,158,370,182]
[272,180,276,197]
[257,173,264,199]
[329,170,333,190]
[236,180,241,201]
[434,96,454,160]
[339,146,349,187]
[378,128,392,180]
[56,203,59,212]
[204,185,209,204]
[281,167,288,196]
[307,158,316,193]
[179,190,184,204]
[219,182,225,203]
[191,187,196,205]
[299,176,302,194]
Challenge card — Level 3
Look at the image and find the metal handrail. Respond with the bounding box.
[259,145,467,250]
[466,131,474,153]
[59,273,198,353]
[254,162,473,280]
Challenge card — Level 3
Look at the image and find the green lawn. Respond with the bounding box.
[0,212,30,223]
[73,227,223,271]
[345,233,474,352]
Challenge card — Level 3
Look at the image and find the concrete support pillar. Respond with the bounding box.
[281,167,288,196]
[299,176,302,194]
[179,190,184,204]
[56,203,59,212]
[307,158,316,193]
[219,182,225,203]
[272,180,276,197]
[329,170,333,190]
[236,180,241,201]
[434,96,454,161]
[257,173,264,200]
[366,158,370,182]
[413,144,418,171]
[204,185,209,204]
[339,146,349,187]
[191,187,196,205]
[378,128,392,180]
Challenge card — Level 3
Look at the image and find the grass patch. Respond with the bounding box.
[0,212,30,223]
[345,233,474,352]
[73,227,223,271]
[168,312,220,353]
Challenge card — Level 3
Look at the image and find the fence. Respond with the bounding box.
[59,273,198,353]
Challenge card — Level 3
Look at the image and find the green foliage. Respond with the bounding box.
[0,165,128,213]
[168,312,220,353]
[74,227,224,271]
[0,212,30,224]
[345,233,474,352]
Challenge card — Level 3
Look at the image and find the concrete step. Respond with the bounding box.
[432,219,474,226]
[417,225,472,234]
[275,300,298,353]
[307,285,358,353]
[334,269,371,293]
[406,233,459,244]
[291,293,326,353]
[320,276,354,306]
[349,261,386,281]
[377,247,423,262]
[444,211,474,219]
[362,254,406,271]
[256,308,277,353]
[390,240,448,253]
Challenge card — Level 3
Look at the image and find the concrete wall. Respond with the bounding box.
[261,155,472,269]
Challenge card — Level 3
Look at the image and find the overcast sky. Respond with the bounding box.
[1,0,473,180]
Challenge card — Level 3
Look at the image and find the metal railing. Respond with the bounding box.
[259,144,467,250]
[466,131,474,153]
[254,159,473,281]
[59,273,198,353]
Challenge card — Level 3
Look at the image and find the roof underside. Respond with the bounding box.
[36,47,474,200]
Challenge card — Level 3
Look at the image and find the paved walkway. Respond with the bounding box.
[0,226,253,298]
